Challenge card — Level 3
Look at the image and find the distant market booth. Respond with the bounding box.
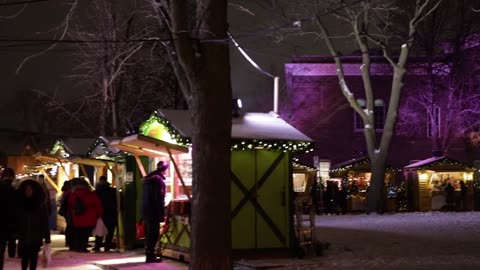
[33,138,118,190]
[110,110,313,260]
[403,156,474,211]
[330,157,396,211]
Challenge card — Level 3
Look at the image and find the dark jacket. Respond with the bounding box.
[95,183,117,227]
[141,173,166,223]
[17,180,51,247]
[58,190,72,224]
[445,184,455,204]
[0,178,17,241]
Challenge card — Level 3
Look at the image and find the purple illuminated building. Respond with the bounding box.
[282,46,480,170]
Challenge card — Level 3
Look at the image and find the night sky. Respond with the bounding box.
[0,1,352,132]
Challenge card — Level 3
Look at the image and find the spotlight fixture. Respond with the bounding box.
[232,98,242,118]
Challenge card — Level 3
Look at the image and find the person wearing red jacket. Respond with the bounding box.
[68,177,103,252]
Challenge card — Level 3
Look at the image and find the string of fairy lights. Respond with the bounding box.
[330,158,400,174]
[231,139,313,152]
[139,113,192,146]
[330,157,476,186]
[86,137,124,159]
[139,112,314,153]
[404,158,475,171]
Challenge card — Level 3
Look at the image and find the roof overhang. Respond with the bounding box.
[110,134,189,157]
[33,153,115,167]
[403,156,473,171]
[33,153,69,163]
[70,157,116,167]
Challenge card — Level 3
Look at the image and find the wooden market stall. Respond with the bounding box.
[34,138,118,232]
[33,139,117,190]
[403,156,474,211]
[110,110,313,260]
[85,136,124,186]
[330,157,396,211]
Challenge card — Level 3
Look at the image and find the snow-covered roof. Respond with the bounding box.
[404,156,446,169]
[157,110,313,142]
[403,156,472,170]
[331,156,369,170]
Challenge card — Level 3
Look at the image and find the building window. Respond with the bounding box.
[374,99,385,129]
[427,106,441,138]
[354,99,385,130]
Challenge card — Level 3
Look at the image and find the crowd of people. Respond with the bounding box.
[0,167,118,270]
[58,176,117,253]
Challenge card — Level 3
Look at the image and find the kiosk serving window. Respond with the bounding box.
[152,152,192,204]
[429,171,473,191]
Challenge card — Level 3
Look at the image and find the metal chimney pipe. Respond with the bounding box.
[274,76,279,113]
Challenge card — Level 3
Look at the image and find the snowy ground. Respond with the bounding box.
[311,212,480,270]
[236,212,480,270]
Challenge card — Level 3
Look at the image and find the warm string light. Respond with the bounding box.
[50,140,70,158]
[87,137,124,159]
[231,139,313,153]
[140,112,314,153]
[139,113,192,146]
[292,162,317,171]
[405,159,474,171]
[330,159,396,173]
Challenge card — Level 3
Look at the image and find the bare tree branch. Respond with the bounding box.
[16,0,78,74]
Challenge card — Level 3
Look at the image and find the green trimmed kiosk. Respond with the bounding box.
[110,110,313,260]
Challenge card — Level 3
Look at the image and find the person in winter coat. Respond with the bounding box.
[58,180,73,248]
[0,168,18,270]
[68,177,103,252]
[94,176,117,252]
[17,179,51,270]
[141,161,167,263]
[460,180,468,211]
[337,184,348,215]
[445,182,455,211]
[1,168,18,258]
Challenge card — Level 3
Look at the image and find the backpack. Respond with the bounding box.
[73,196,86,215]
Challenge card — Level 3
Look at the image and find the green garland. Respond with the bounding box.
[50,140,69,157]
[139,113,192,146]
[139,112,313,153]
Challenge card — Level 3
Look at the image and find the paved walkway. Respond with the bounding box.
[2,234,324,270]
[4,249,188,270]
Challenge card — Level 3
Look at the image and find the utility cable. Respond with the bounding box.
[0,0,47,6]
[228,31,274,78]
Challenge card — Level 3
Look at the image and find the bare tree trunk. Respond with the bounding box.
[368,156,387,213]
[101,77,108,136]
[111,84,118,137]
[167,0,233,268]
[330,0,441,213]
[190,2,232,267]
